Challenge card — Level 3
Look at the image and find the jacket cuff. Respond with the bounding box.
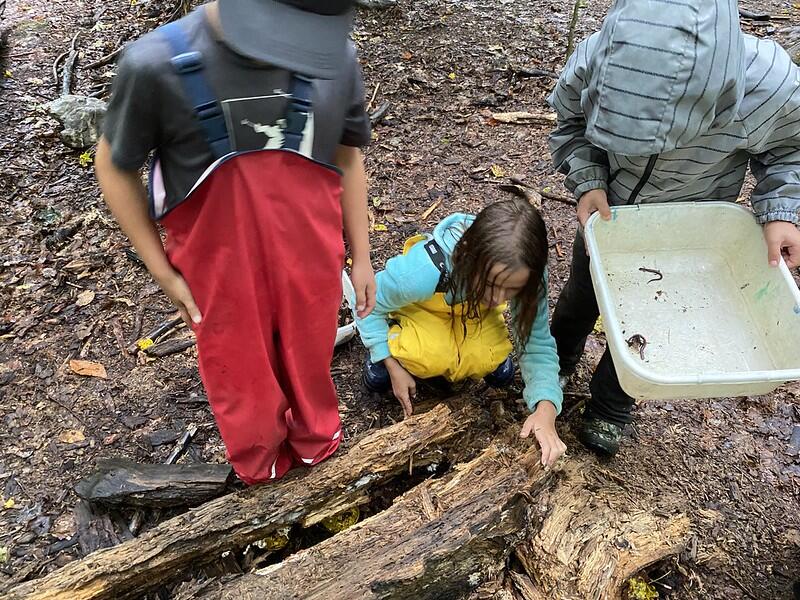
[755,209,800,225]
[572,179,608,200]
[369,343,392,364]
[525,388,563,416]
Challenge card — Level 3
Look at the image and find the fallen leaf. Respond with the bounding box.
[79,151,93,167]
[447,72,457,80]
[58,429,86,444]
[3,70,12,79]
[3,498,15,510]
[490,164,506,178]
[0,547,7,563]
[401,51,413,60]
[373,223,388,232]
[75,289,95,307]
[69,359,107,378]
[420,198,443,220]
[372,197,382,207]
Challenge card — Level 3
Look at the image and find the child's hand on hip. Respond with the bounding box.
[154,268,202,327]
[577,189,611,227]
[351,259,376,318]
[520,401,567,468]
[384,358,416,418]
[764,220,800,269]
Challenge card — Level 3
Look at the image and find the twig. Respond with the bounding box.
[60,33,80,96]
[146,337,196,357]
[539,188,577,207]
[508,66,558,79]
[85,46,123,70]
[565,0,582,60]
[52,50,70,90]
[127,315,183,354]
[369,100,391,125]
[366,81,381,112]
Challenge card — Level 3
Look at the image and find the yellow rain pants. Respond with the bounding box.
[386,236,512,382]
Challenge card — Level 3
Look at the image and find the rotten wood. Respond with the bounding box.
[195,441,554,599]
[4,404,476,600]
[74,500,122,557]
[75,458,232,509]
[514,462,690,599]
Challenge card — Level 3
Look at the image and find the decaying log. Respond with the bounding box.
[195,442,554,600]
[195,454,689,600]
[513,462,691,600]
[4,403,476,600]
[74,459,233,509]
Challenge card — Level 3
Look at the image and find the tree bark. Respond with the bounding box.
[4,403,476,600]
[194,442,553,600]
[191,454,689,600]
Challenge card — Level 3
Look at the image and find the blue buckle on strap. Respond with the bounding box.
[170,51,203,74]
[161,22,231,158]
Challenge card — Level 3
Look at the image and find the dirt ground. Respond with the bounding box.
[0,0,799,598]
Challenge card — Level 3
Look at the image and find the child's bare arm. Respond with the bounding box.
[335,144,375,317]
[95,136,202,325]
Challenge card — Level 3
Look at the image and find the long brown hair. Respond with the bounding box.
[447,198,548,346]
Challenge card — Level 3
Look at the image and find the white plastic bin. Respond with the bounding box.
[584,202,800,400]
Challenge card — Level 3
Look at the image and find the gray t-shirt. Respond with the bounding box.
[103,6,370,205]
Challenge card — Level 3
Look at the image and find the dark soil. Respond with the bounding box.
[0,0,798,598]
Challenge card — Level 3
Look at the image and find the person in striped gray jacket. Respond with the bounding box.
[548,0,800,456]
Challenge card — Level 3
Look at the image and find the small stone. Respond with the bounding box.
[45,94,107,149]
[146,429,180,447]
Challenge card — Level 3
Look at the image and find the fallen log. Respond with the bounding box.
[4,403,476,600]
[74,458,233,509]
[513,462,691,599]
[192,451,690,600]
[194,441,554,599]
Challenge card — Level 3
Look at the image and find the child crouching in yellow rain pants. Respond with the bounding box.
[356,199,566,466]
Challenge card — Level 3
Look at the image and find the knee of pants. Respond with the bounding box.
[388,323,458,379]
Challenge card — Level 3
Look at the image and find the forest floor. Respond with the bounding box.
[0,0,799,598]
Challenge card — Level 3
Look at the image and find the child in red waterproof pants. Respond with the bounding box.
[95,0,375,484]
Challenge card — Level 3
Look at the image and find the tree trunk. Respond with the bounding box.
[4,404,476,600]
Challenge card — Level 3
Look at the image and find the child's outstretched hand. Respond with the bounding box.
[577,189,611,227]
[384,357,416,418]
[520,401,567,468]
[351,260,377,318]
[764,220,800,269]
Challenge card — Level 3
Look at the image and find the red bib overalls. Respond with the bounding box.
[153,22,344,484]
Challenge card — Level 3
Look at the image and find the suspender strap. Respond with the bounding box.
[424,239,450,293]
[283,74,314,151]
[160,21,231,159]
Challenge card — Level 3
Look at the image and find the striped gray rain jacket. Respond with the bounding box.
[548,0,800,224]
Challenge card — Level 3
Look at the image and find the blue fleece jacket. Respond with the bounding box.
[356,213,563,414]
